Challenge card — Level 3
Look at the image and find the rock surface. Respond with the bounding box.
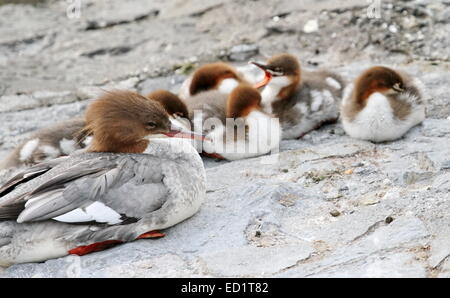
[0,0,449,277]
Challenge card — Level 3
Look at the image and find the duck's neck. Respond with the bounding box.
[142,137,201,161]
[261,77,299,111]
[261,84,283,106]
[88,137,149,154]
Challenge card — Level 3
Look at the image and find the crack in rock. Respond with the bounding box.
[432,254,450,270]
[190,3,223,17]
[350,220,386,243]
[0,34,45,52]
[302,247,411,277]
[85,10,160,30]
[81,46,133,58]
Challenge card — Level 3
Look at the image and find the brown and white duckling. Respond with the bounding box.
[341,66,427,142]
[184,85,281,160]
[178,62,246,100]
[252,54,345,139]
[0,117,88,170]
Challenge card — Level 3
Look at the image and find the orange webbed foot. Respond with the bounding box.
[201,152,225,160]
[136,230,166,239]
[68,240,122,256]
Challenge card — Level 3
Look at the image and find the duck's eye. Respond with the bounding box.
[147,121,157,129]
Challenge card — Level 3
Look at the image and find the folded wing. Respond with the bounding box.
[0,155,166,225]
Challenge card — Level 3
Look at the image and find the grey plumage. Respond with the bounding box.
[182,90,229,152]
[184,90,228,128]
[275,70,346,139]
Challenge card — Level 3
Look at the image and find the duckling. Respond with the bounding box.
[0,117,87,170]
[179,62,245,100]
[252,54,345,139]
[203,85,281,160]
[341,66,427,142]
[183,85,280,160]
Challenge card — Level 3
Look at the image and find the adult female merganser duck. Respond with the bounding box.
[184,85,281,160]
[178,62,245,100]
[251,54,345,140]
[0,90,192,170]
[0,90,206,266]
[340,66,427,142]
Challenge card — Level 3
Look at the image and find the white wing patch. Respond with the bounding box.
[310,90,323,112]
[322,90,334,105]
[53,201,122,225]
[19,139,40,161]
[39,145,60,159]
[326,77,341,90]
[59,138,77,155]
[53,208,91,223]
[342,83,354,105]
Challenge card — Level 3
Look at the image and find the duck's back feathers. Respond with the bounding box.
[184,90,228,130]
[0,153,170,225]
[274,70,345,139]
[0,157,68,200]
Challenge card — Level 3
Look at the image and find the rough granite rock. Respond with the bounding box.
[0,0,449,277]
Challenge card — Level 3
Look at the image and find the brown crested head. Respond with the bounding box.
[226,85,262,118]
[85,90,171,153]
[354,66,405,104]
[264,54,301,77]
[251,54,301,90]
[252,54,301,77]
[189,62,240,96]
[147,89,189,119]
